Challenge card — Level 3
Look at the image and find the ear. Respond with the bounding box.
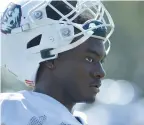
[45,60,56,70]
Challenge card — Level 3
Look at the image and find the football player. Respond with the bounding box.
[0,0,114,125]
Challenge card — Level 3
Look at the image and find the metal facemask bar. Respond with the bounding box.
[46,0,114,56]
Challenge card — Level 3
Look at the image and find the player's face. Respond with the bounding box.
[53,37,106,103]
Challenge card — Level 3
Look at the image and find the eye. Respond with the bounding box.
[85,56,94,63]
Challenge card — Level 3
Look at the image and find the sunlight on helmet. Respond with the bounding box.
[97,79,135,105]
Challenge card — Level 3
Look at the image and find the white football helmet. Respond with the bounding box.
[1,0,114,87]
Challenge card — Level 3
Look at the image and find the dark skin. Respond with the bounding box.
[34,37,106,113]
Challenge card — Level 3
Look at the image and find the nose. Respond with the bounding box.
[90,63,106,79]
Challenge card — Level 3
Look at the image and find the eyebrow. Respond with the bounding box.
[86,49,107,59]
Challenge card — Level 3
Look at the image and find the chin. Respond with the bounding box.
[75,97,95,104]
[78,96,96,104]
[85,97,96,104]
[73,93,97,104]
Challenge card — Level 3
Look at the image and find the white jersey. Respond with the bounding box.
[0,90,88,125]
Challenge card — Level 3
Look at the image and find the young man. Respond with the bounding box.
[0,0,114,125]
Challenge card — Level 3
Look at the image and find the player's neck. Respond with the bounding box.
[34,84,75,113]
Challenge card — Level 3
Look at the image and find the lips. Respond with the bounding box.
[89,80,101,88]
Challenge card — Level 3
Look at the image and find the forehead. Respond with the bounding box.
[76,37,106,56]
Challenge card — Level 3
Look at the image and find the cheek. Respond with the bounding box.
[55,60,90,81]
[75,64,90,81]
[69,61,90,81]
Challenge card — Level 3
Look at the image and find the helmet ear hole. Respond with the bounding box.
[27,34,42,49]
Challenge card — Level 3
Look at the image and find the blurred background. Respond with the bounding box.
[0,1,144,125]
